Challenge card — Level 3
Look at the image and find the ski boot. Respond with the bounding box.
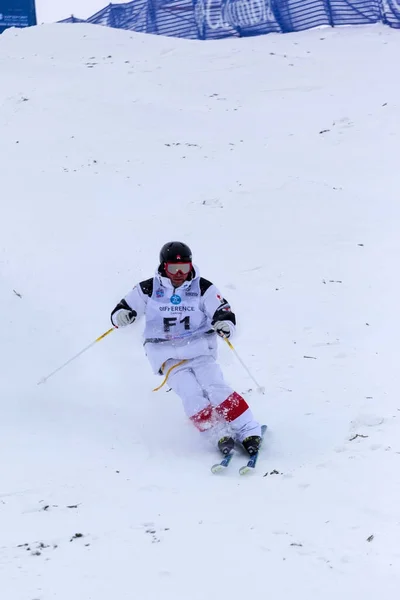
[218,436,234,456]
[242,435,262,456]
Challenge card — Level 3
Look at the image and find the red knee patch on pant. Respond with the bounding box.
[216,392,249,423]
[190,405,214,431]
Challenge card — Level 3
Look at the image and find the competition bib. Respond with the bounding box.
[144,278,208,341]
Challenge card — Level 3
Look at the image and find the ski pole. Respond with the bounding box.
[37,327,116,385]
[223,337,265,394]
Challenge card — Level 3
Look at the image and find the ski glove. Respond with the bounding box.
[213,320,234,339]
[112,307,136,328]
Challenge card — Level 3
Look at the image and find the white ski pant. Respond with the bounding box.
[165,355,261,443]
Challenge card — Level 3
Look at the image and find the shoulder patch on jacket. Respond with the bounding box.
[199,277,213,296]
[140,278,154,297]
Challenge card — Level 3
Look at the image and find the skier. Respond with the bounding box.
[110,241,262,457]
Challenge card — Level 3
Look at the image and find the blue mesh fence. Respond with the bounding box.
[58,0,400,38]
[1,0,399,36]
[382,0,400,28]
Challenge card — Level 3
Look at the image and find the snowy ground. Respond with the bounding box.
[1,22,400,600]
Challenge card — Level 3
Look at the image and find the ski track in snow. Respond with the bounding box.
[1,22,400,600]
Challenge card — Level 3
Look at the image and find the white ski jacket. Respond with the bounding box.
[111,265,235,374]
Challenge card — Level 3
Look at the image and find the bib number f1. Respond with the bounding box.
[163,316,191,332]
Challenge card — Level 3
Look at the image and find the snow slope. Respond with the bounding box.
[1,22,400,599]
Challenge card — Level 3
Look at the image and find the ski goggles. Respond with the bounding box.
[165,262,192,275]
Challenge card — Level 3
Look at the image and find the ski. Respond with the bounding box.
[211,425,267,475]
[238,424,267,476]
[211,451,234,474]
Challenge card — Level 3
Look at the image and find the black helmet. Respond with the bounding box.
[159,241,192,264]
